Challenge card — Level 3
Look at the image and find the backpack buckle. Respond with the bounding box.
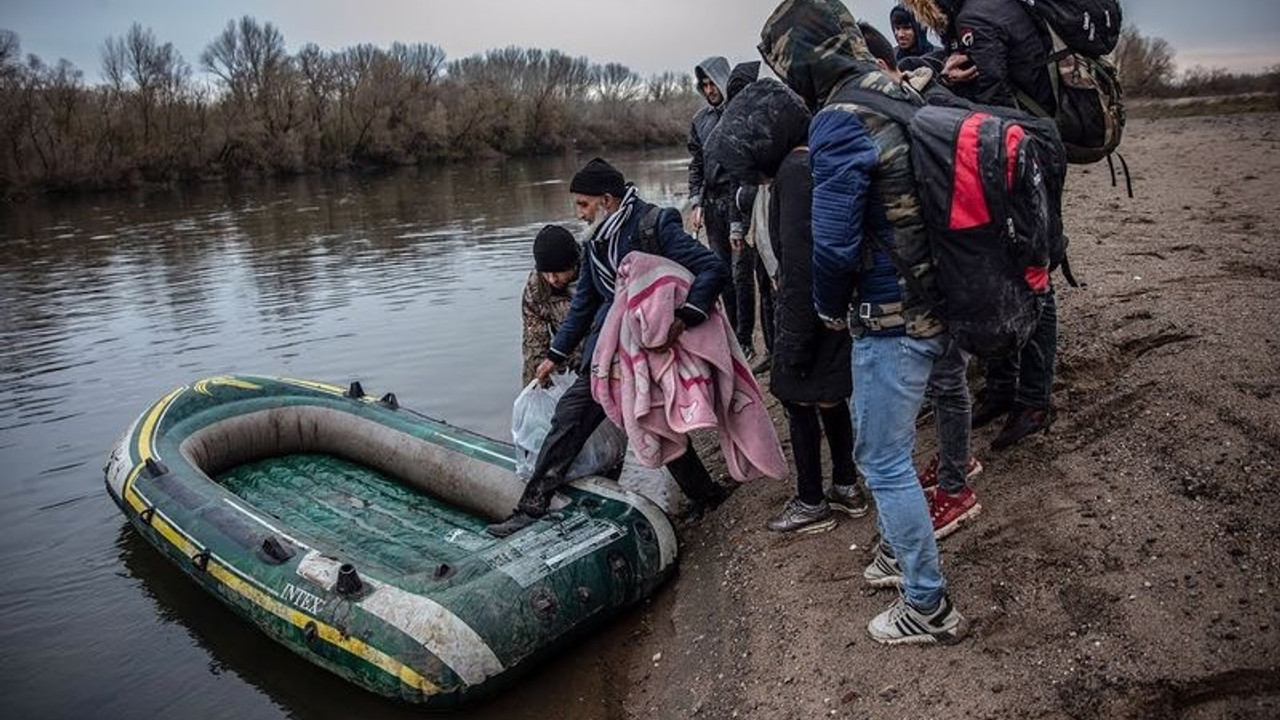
[858,303,873,320]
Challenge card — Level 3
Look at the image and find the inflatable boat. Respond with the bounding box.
[104,375,677,707]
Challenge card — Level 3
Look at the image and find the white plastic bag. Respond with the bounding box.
[511,370,626,480]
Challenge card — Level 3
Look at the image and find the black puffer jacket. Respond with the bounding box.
[904,0,1056,113]
[706,79,850,403]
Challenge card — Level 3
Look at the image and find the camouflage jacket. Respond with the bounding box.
[521,270,578,385]
[760,0,943,338]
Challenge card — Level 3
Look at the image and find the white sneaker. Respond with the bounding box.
[862,543,902,588]
[867,593,965,645]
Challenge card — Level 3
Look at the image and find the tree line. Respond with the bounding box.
[0,18,702,198]
[1114,25,1280,99]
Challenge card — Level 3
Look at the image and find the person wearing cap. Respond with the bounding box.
[521,225,581,385]
[487,157,731,538]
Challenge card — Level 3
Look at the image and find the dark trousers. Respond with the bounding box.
[704,206,738,335]
[783,400,856,506]
[517,372,719,515]
[926,338,972,494]
[733,245,776,355]
[986,288,1058,408]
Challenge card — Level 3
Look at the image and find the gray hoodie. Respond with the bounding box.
[687,56,731,206]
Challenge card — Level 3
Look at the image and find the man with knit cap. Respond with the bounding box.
[487,157,731,538]
[521,224,581,385]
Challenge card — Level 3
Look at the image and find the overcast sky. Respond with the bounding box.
[3,0,1278,81]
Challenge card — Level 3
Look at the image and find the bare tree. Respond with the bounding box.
[1114,24,1175,97]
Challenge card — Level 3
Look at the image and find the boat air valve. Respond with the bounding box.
[337,563,363,595]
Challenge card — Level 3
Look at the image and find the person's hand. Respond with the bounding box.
[651,317,687,353]
[822,317,848,332]
[730,232,744,251]
[534,358,558,387]
[943,53,978,84]
[690,205,703,232]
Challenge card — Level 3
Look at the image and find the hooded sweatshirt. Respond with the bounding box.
[759,0,942,338]
[687,57,732,208]
[890,5,936,61]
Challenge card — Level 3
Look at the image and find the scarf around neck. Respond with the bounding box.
[589,184,640,297]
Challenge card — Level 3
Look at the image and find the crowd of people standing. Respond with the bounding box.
[509,0,1079,646]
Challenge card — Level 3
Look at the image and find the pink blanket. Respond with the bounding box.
[591,252,787,482]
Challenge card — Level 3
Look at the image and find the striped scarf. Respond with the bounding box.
[588,185,639,297]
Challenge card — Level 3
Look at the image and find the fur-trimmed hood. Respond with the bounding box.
[899,0,953,34]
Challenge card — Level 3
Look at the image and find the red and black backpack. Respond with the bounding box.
[847,90,1068,358]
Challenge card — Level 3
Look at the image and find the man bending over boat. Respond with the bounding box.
[487,158,732,538]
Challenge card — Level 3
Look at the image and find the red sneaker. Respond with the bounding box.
[918,455,984,493]
[930,486,982,539]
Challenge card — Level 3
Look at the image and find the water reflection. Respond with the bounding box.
[0,148,688,719]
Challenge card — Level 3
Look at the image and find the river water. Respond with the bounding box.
[0,149,691,719]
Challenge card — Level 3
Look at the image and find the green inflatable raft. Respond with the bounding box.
[104,375,677,707]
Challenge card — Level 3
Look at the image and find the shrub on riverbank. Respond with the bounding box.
[0,21,702,199]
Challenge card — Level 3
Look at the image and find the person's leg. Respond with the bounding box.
[516,372,606,515]
[819,402,856,487]
[768,401,837,533]
[703,207,737,333]
[929,339,974,496]
[784,402,825,505]
[992,290,1057,450]
[733,243,757,352]
[1015,288,1057,409]
[755,252,775,356]
[852,334,946,609]
[664,437,725,508]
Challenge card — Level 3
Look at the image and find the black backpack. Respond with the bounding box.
[1014,0,1127,173]
[847,90,1068,358]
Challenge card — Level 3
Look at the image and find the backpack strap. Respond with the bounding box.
[835,88,941,312]
[637,205,664,255]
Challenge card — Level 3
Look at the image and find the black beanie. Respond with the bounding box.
[533,225,579,272]
[569,157,626,198]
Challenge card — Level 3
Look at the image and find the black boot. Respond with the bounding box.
[485,512,539,538]
[972,391,1015,429]
[991,404,1053,451]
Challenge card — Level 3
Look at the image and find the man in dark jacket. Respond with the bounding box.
[487,158,731,538]
[688,57,738,331]
[759,0,964,644]
[904,0,1060,447]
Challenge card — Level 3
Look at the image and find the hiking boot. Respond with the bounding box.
[826,483,870,518]
[485,512,538,538]
[867,593,966,645]
[930,486,983,540]
[918,455,984,493]
[766,498,837,534]
[991,404,1053,451]
[972,391,1014,429]
[863,543,902,588]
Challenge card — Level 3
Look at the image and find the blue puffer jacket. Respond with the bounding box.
[549,200,730,371]
[808,109,904,327]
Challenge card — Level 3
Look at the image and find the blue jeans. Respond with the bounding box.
[987,288,1057,408]
[852,334,947,609]
[927,337,972,495]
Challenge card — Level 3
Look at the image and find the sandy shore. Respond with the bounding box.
[480,110,1280,720]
